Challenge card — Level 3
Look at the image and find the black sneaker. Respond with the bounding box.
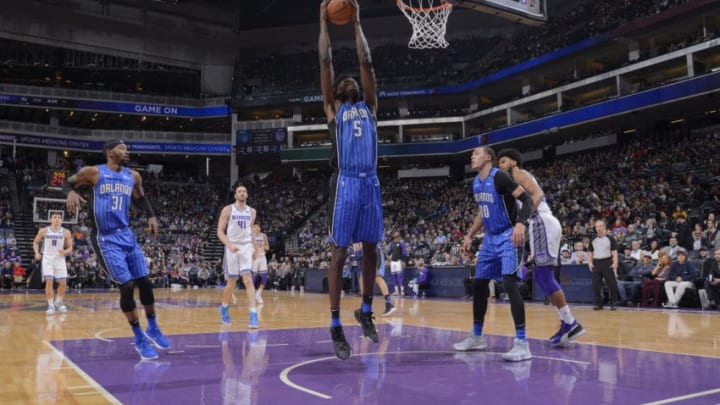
[354,309,379,343]
[381,302,396,317]
[330,326,351,360]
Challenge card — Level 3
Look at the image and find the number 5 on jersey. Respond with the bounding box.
[353,120,362,137]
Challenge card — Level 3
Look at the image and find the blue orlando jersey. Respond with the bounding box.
[91,164,134,234]
[328,101,377,173]
[472,168,518,235]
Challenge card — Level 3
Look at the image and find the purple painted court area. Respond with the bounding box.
[54,324,720,404]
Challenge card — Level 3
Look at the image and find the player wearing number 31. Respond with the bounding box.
[64,139,172,361]
[320,0,384,360]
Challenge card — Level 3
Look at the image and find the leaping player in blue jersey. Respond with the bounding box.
[453,145,535,362]
[65,139,171,361]
[320,0,384,360]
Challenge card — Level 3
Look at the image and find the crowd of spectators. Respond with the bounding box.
[0,189,20,289]
[291,124,719,302]
[3,120,719,306]
[0,38,202,97]
[239,0,696,103]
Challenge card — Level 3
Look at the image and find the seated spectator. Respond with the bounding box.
[629,240,643,262]
[570,242,587,264]
[197,265,211,288]
[663,248,699,308]
[415,258,430,298]
[5,232,16,248]
[0,260,12,289]
[648,239,662,261]
[6,247,20,264]
[699,246,711,262]
[664,237,680,260]
[690,223,712,258]
[618,251,654,305]
[703,249,720,309]
[642,251,672,308]
[559,248,573,265]
[12,261,25,288]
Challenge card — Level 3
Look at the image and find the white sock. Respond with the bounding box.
[558,305,575,324]
[222,304,229,308]
[47,299,54,307]
[250,308,257,313]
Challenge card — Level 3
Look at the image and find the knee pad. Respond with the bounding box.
[119,281,136,312]
[534,265,561,297]
[260,273,268,286]
[135,276,155,306]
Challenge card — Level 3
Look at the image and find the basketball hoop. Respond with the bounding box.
[396,0,453,49]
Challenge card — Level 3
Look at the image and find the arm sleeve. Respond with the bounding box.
[493,170,517,195]
[494,171,532,224]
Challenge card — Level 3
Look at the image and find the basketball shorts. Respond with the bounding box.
[41,256,67,281]
[225,243,254,278]
[529,211,562,266]
[390,260,403,274]
[252,255,268,274]
[93,227,149,284]
[475,227,524,280]
[328,171,384,247]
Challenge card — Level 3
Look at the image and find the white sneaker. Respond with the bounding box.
[46,306,56,315]
[502,338,532,362]
[453,335,487,351]
[255,292,264,305]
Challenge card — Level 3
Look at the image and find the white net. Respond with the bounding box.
[396,0,453,49]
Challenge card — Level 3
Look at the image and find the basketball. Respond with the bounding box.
[326,0,355,26]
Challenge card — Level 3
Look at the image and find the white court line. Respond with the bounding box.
[72,391,106,396]
[185,345,220,349]
[640,388,720,404]
[94,328,122,343]
[279,356,335,400]
[67,385,95,390]
[41,340,122,404]
[280,349,592,400]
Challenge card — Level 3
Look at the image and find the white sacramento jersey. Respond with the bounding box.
[527,171,552,214]
[514,171,552,215]
[43,226,66,257]
[227,204,253,244]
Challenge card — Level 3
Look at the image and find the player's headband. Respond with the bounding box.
[103,139,125,151]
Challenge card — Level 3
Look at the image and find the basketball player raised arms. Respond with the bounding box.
[319,0,385,361]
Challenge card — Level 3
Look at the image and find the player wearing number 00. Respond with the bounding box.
[64,139,171,361]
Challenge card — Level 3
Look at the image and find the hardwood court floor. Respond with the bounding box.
[1,288,719,404]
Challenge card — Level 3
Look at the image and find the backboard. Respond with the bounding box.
[33,197,78,224]
[449,0,546,26]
